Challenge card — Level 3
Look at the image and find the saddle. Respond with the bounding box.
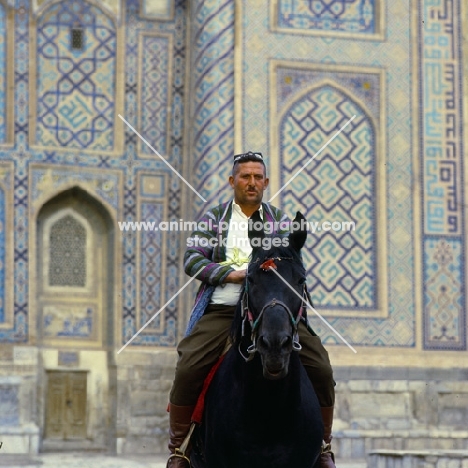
[191,352,226,424]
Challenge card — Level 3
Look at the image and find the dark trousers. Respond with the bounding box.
[170,304,335,407]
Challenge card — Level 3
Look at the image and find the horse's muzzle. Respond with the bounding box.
[263,365,288,380]
[261,354,290,380]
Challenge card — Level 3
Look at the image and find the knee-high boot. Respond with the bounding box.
[166,403,195,468]
[319,405,336,468]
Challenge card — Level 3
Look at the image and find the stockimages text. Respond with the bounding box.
[187,234,290,250]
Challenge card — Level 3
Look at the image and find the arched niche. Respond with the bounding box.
[279,82,378,310]
[36,186,115,348]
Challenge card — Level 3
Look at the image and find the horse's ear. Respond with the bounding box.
[288,211,307,251]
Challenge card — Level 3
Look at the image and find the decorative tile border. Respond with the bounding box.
[238,0,414,346]
[28,0,125,156]
[138,32,173,159]
[423,238,465,349]
[0,2,15,148]
[272,62,387,317]
[42,304,96,340]
[127,170,175,346]
[11,0,30,344]
[120,0,186,347]
[0,383,19,425]
[276,64,382,123]
[0,2,6,143]
[270,0,385,41]
[0,162,14,332]
[190,0,235,216]
[419,0,466,350]
[30,165,122,215]
[32,0,120,23]
[28,170,122,350]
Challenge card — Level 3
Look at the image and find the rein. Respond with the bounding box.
[238,257,306,362]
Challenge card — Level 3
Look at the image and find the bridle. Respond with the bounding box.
[238,257,306,362]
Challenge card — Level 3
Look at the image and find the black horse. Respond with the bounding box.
[191,212,323,468]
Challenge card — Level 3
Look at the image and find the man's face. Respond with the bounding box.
[229,162,269,206]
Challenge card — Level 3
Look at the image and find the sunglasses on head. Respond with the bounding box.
[233,151,264,164]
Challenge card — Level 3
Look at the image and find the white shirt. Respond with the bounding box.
[210,202,263,306]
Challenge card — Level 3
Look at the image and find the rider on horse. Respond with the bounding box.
[166,151,337,468]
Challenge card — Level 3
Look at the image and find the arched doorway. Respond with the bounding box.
[36,187,115,450]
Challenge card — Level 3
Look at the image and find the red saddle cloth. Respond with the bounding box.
[191,354,226,424]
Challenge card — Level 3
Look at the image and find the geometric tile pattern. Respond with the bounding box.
[48,214,86,287]
[277,67,382,122]
[140,34,171,156]
[240,0,414,346]
[420,0,466,350]
[0,163,12,332]
[0,184,4,323]
[30,166,121,214]
[191,0,235,217]
[36,0,116,150]
[139,202,162,330]
[280,84,376,309]
[11,0,30,344]
[43,304,94,339]
[421,0,463,237]
[0,0,187,348]
[0,2,5,142]
[276,0,376,34]
[33,0,120,27]
[1,0,464,358]
[120,0,185,347]
[136,201,177,346]
[423,238,465,350]
[0,385,19,426]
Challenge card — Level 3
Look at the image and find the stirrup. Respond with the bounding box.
[321,440,332,454]
[168,449,191,466]
[168,422,195,466]
[321,440,335,462]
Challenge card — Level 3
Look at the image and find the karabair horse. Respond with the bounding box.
[191,212,323,468]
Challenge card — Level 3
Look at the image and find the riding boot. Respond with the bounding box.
[166,403,195,468]
[319,405,336,468]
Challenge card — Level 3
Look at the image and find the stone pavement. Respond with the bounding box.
[0,453,366,467]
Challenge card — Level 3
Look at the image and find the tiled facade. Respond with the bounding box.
[0,0,466,459]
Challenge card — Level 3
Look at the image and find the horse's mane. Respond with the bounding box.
[230,240,305,345]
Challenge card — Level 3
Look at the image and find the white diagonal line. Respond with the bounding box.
[268,267,357,353]
[117,266,206,354]
[268,115,356,203]
[118,114,207,203]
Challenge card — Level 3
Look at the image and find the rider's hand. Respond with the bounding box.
[224,270,247,284]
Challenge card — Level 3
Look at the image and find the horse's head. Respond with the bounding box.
[240,212,308,380]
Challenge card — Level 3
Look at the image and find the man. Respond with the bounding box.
[167,151,336,467]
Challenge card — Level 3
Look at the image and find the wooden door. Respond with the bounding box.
[45,371,87,439]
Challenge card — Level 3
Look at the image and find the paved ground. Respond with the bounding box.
[0,453,367,468]
[0,453,167,467]
[0,453,366,467]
